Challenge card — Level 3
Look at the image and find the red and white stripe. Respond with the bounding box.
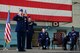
[0,0,72,22]
[4,23,11,43]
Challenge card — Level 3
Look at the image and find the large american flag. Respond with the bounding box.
[0,0,72,22]
[4,8,11,44]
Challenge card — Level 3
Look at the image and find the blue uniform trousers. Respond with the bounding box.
[39,38,50,49]
[17,31,26,50]
[62,37,77,50]
[26,32,33,49]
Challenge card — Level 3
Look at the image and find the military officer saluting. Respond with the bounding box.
[26,17,37,49]
[13,9,28,52]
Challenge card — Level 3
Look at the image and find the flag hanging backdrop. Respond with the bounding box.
[4,8,11,44]
[0,0,72,22]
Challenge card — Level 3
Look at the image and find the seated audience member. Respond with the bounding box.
[62,26,79,50]
[38,28,50,49]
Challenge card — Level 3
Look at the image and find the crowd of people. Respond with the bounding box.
[13,9,79,52]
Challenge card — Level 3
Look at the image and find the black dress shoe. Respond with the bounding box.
[70,49,74,51]
[18,50,26,52]
[64,48,67,50]
[63,47,67,50]
[27,48,32,49]
[42,47,46,50]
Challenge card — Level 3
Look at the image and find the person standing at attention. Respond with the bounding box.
[13,9,28,52]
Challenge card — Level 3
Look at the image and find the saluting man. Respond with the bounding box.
[26,17,37,49]
[13,9,28,52]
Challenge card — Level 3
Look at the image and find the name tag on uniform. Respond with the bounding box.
[24,18,26,22]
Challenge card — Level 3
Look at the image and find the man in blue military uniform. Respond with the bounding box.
[13,9,28,52]
[26,17,37,49]
[62,26,79,50]
[38,28,50,49]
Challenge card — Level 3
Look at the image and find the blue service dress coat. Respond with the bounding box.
[68,31,79,44]
[26,21,37,49]
[27,21,37,35]
[13,15,28,51]
[38,31,50,48]
[62,31,79,50]
[13,15,28,32]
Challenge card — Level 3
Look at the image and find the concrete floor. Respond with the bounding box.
[0,47,80,53]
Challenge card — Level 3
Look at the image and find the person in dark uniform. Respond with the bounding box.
[26,17,37,49]
[62,26,79,50]
[13,9,28,52]
[45,31,50,49]
[38,28,50,49]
